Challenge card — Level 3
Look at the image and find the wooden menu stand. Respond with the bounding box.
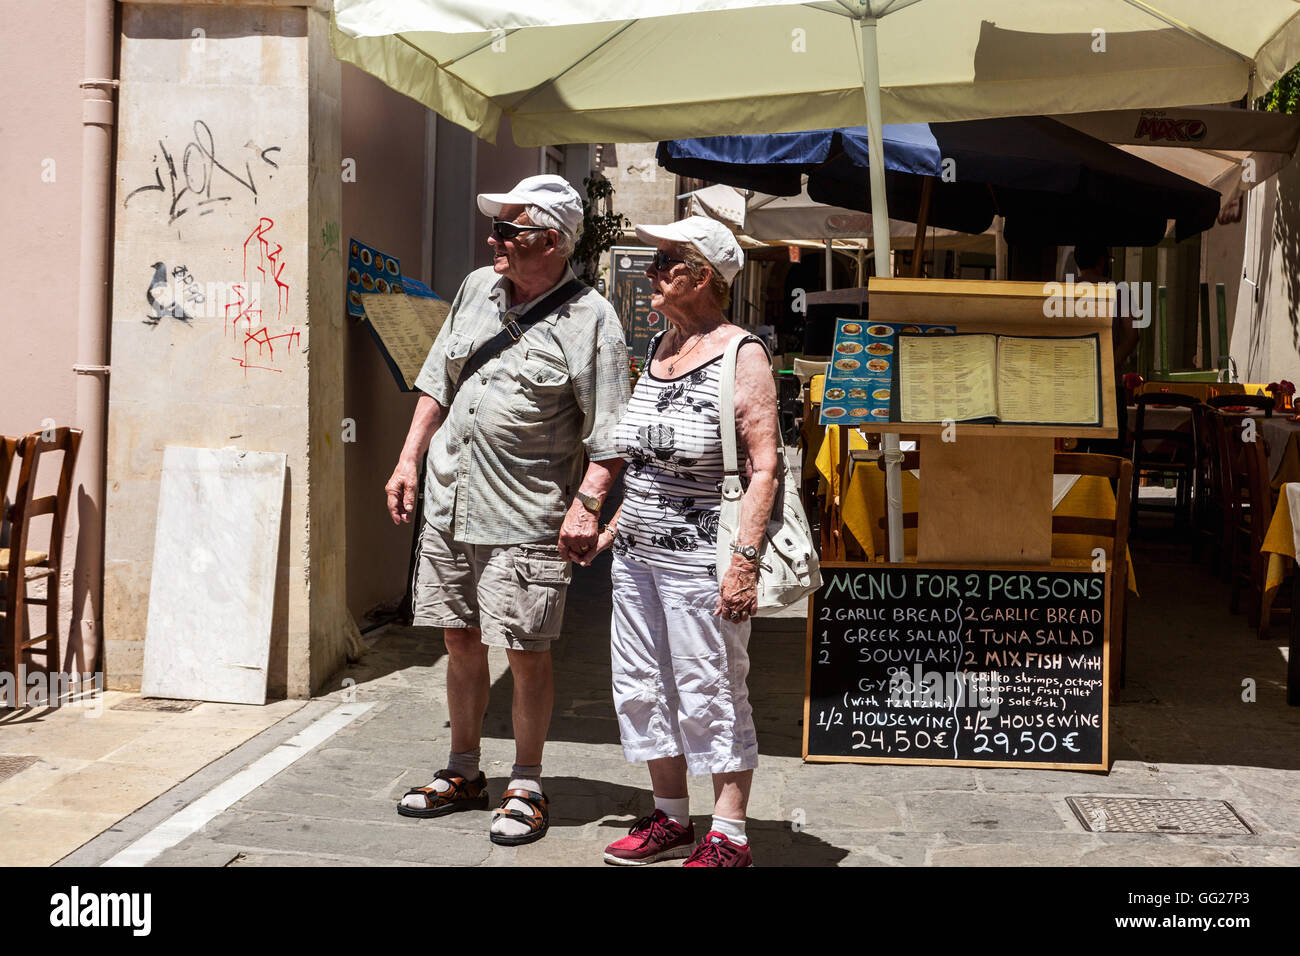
[851,278,1119,566]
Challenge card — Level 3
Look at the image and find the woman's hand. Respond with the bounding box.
[575,524,617,567]
[716,554,759,621]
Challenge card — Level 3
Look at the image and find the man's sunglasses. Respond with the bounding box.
[650,251,687,271]
[491,219,550,241]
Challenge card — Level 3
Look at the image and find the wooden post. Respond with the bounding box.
[1216,282,1229,374]
[1157,285,1169,374]
[1198,282,1211,370]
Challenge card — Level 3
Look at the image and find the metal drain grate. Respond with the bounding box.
[111,697,200,713]
[1067,796,1253,835]
[0,755,38,781]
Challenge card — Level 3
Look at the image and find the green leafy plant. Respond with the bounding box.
[573,174,630,285]
[1256,61,1300,113]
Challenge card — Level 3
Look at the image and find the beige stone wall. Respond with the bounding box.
[105,2,344,696]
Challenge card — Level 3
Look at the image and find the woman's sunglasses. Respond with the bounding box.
[650,251,687,271]
[491,219,550,241]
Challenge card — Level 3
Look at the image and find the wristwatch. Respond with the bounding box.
[731,543,759,563]
[577,492,603,514]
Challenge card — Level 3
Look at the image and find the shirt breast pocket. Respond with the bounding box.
[514,350,571,412]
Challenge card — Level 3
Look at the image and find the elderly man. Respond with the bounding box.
[385,174,630,846]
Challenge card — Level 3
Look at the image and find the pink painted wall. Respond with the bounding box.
[0,0,92,668]
[340,63,430,622]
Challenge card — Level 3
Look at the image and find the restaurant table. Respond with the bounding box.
[814,426,1138,593]
[1259,483,1300,703]
[1259,416,1300,488]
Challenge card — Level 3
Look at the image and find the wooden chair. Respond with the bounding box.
[1206,393,1273,418]
[1220,422,1273,630]
[1052,453,1133,698]
[1130,392,1200,532]
[1190,403,1225,569]
[0,435,17,543]
[1,428,83,704]
[875,450,920,558]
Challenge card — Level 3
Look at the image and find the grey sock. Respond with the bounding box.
[447,748,482,781]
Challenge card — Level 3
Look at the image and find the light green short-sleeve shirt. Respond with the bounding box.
[414,265,630,545]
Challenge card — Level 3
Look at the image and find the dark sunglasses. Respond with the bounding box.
[650,251,687,271]
[491,218,550,241]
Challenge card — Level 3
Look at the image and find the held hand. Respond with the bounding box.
[557,500,599,562]
[385,460,419,524]
[716,554,759,622]
[575,526,616,567]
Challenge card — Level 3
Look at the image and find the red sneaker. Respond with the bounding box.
[682,830,754,867]
[603,809,695,865]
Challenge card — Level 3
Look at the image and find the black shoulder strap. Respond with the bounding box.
[455,278,585,391]
[646,329,668,365]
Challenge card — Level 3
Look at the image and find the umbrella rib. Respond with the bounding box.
[508,21,639,114]
[1119,0,1252,65]
[393,34,500,108]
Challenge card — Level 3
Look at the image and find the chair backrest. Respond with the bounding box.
[1209,411,1251,526]
[1206,393,1273,417]
[1239,431,1272,548]
[1132,392,1199,464]
[1051,454,1133,614]
[7,428,84,575]
[0,435,17,547]
[793,358,829,388]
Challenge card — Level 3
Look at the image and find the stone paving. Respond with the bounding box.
[112,538,1300,868]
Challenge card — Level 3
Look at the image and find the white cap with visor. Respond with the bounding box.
[477,174,584,237]
[634,216,744,283]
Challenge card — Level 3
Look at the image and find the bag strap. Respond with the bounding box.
[719,334,770,477]
[455,278,585,391]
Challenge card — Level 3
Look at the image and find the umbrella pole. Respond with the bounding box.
[858,14,905,563]
[911,177,933,278]
[824,239,834,290]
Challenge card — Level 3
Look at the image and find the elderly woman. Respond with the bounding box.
[580,217,780,867]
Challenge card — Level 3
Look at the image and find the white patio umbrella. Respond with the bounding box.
[332,0,1300,560]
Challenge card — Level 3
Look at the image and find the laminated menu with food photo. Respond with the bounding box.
[894,333,1102,426]
[819,319,956,426]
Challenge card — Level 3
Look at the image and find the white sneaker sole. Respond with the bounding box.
[602,845,694,865]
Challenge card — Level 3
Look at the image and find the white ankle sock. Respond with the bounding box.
[653,795,690,828]
[711,814,748,845]
[491,764,543,838]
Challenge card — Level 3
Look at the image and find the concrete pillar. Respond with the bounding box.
[104,1,345,697]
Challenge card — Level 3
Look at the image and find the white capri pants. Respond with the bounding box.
[610,554,759,775]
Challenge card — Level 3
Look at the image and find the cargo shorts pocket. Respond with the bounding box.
[511,545,572,637]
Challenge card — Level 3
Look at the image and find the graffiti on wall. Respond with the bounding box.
[225,217,298,374]
[144,261,194,325]
[124,120,281,231]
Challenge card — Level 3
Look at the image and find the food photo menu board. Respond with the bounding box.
[818,319,956,426]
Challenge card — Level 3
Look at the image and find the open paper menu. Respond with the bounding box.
[897,333,1101,426]
[819,319,955,426]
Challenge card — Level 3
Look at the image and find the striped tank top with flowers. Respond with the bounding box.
[612,330,762,578]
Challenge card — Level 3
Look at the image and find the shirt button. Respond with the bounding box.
[469,406,475,414]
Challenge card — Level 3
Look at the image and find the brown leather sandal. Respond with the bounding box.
[397,769,489,818]
[489,788,549,846]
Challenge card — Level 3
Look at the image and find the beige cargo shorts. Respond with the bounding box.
[411,522,573,652]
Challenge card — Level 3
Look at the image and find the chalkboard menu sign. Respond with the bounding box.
[804,563,1109,771]
[609,246,664,366]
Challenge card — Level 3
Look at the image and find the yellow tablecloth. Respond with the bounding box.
[813,431,1137,592]
[1261,486,1294,607]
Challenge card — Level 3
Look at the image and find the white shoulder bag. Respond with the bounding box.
[716,334,822,615]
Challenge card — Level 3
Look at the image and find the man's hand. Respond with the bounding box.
[557,499,599,562]
[386,459,420,524]
[716,553,759,622]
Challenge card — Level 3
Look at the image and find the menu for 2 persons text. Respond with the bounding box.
[897,333,1102,426]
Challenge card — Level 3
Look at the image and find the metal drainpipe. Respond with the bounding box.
[72,0,117,677]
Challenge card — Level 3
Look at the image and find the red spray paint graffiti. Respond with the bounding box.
[224,217,297,374]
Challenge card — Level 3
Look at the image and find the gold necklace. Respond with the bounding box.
[667,325,719,375]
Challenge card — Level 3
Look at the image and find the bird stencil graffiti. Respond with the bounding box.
[144,261,193,325]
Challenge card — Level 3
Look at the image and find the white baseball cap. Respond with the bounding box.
[477,174,584,238]
[634,216,744,283]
